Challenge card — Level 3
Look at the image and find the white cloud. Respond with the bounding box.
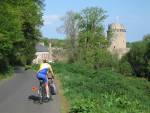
[43,14,61,25]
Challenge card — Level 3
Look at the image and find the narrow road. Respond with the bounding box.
[0,67,60,113]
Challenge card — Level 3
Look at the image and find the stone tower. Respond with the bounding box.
[107,23,129,58]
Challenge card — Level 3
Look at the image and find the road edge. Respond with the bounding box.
[55,76,69,113]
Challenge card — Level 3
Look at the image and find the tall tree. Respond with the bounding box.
[0,0,44,72]
[0,1,23,71]
[58,11,79,62]
[20,0,43,65]
[77,7,108,68]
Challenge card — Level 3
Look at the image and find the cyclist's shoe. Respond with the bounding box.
[45,97,50,102]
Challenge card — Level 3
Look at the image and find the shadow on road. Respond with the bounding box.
[28,95,53,104]
[28,95,40,104]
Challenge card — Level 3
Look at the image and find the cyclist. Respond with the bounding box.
[36,59,54,100]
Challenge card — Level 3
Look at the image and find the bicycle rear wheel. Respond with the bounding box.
[38,81,46,104]
[38,85,43,104]
[41,83,47,102]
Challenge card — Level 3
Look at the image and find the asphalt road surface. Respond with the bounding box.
[0,67,60,113]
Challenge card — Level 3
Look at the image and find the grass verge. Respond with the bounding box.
[53,62,150,113]
[55,76,69,113]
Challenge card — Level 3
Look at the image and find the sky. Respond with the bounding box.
[41,0,150,42]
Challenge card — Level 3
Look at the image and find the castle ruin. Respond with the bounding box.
[107,23,130,58]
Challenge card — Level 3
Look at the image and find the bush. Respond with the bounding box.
[31,64,40,71]
[0,65,14,80]
[126,40,150,78]
[118,60,133,76]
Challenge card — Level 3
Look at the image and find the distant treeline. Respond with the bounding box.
[0,0,44,73]
[41,38,67,48]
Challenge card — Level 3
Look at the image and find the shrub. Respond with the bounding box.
[118,60,133,76]
[126,40,149,78]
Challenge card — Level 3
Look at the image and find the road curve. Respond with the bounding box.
[0,67,60,113]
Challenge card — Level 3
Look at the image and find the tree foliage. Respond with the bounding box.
[58,11,79,62]
[0,0,44,72]
[60,7,116,69]
[77,7,109,68]
[126,35,150,78]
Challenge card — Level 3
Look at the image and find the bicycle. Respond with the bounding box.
[38,78,53,104]
[38,78,47,104]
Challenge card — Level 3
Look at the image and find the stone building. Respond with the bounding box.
[107,23,130,58]
[32,42,52,64]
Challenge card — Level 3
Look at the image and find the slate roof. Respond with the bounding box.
[35,43,49,52]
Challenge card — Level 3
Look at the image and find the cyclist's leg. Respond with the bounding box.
[42,76,50,99]
[45,83,50,98]
[37,73,45,103]
[37,72,50,99]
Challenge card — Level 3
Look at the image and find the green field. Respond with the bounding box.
[53,62,150,113]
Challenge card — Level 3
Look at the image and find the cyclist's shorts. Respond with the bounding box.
[37,69,48,83]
